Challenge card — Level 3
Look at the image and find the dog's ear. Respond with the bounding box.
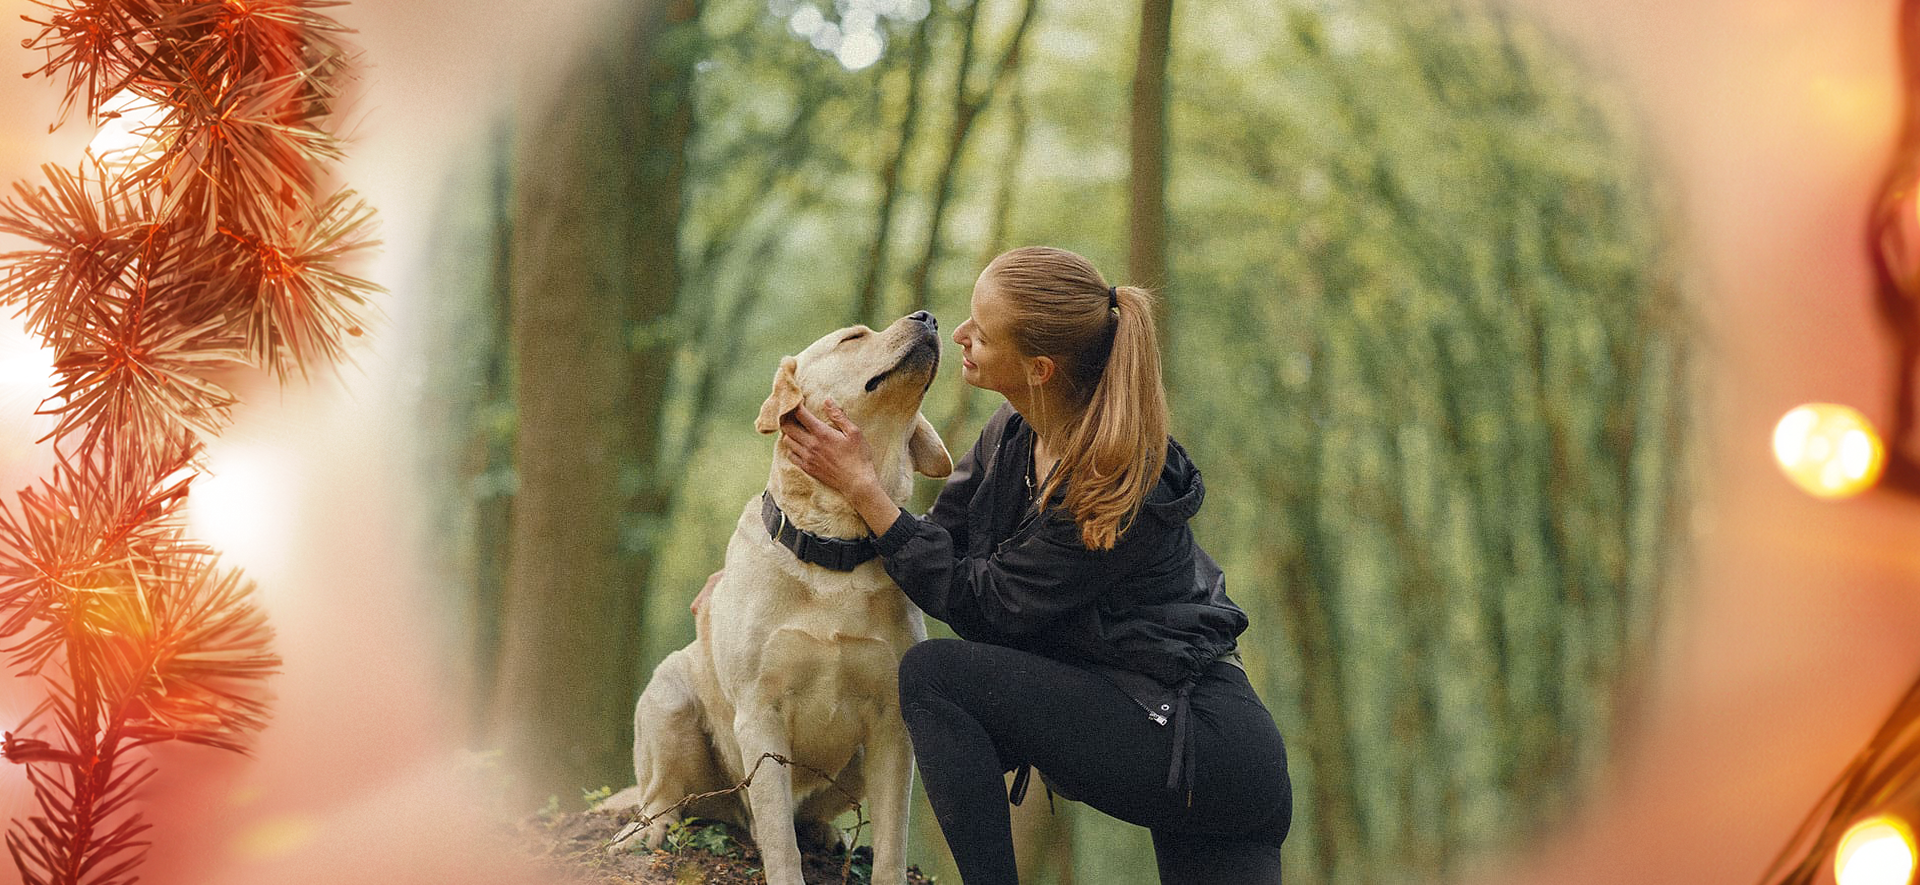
[908,412,953,478]
[756,356,803,434]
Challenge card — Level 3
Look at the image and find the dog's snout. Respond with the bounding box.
[909,310,936,331]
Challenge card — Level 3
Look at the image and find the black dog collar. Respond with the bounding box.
[761,491,879,572]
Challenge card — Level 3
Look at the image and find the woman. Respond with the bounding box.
[780,246,1291,883]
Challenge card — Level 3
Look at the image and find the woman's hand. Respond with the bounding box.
[779,399,881,498]
[780,398,906,539]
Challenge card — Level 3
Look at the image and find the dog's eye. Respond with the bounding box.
[839,331,868,344]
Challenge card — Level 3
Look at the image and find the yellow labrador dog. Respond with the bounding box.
[599,311,951,885]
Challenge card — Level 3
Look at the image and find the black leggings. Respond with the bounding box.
[897,638,1292,884]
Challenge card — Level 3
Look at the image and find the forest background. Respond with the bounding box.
[417,0,1689,881]
[0,0,1914,883]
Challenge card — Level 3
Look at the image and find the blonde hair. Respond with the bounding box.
[985,246,1168,551]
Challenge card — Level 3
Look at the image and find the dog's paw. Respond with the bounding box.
[795,817,845,854]
[606,819,671,854]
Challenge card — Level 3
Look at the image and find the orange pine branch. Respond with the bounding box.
[0,1,378,882]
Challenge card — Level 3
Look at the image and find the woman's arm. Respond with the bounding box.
[872,508,1107,639]
[781,399,994,545]
[785,401,1100,637]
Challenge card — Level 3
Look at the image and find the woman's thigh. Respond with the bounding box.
[900,640,1173,819]
[1179,663,1292,848]
[898,639,1288,840]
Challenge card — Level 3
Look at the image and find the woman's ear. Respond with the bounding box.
[755,356,802,434]
[1026,355,1056,387]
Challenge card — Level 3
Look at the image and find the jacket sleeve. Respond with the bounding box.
[874,506,1108,641]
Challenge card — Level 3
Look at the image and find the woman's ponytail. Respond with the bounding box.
[987,246,1172,550]
[1042,284,1168,549]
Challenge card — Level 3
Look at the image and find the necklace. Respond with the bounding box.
[1027,432,1057,502]
[1025,438,1036,498]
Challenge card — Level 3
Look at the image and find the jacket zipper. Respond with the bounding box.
[995,507,1042,557]
[994,420,1168,728]
[1120,690,1170,726]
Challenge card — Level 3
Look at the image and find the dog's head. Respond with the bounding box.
[757,312,952,480]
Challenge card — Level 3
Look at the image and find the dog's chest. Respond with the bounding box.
[745,613,908,768]
[716,516,923,712]
[750,571,918,718]
[756,581,918,680]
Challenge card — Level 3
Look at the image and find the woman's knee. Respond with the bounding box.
[897,637,968,706]
[1152,830,1285,884]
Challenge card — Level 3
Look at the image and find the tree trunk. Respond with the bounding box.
[494,0,700,809]
[1128,0,1172,334]
[468,118,517,740]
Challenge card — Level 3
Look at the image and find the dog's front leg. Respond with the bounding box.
[866,720,915,885]
[735,710,806,885]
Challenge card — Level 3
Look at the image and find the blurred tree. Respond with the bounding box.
[421,0,1695,878]
[924,54,1031,512]
[1129,0,1172,335]
[901,0,1038,316]
[491,0,704,806]
[853,5,939,328]
[1171,1,1694,879]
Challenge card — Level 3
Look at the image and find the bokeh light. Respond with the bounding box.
[0,320,56,407]
[187,443,298,578]
[837,26,884,69]
[777,0,921,71]
[0,317,59,477]
[87,91,167,162]
[1836,816,1917,885]
[233,815,321,861]
[1772,403,1886,499]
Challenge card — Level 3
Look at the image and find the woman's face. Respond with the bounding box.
[953,274,1032,398]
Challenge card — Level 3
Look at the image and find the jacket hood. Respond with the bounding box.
[997,405,1204,527]
[1142,439,1204,525]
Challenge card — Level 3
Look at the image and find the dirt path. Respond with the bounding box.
[515,809,936,884]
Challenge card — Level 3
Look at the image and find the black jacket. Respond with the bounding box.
[873,403,1249,772]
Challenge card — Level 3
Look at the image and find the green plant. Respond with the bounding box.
[662,818,743,859]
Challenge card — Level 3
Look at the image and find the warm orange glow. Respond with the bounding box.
[1837,816,1917,885]
[1772,403,1887,499]
[233,816,319,860]
[188,443,296,575]
[88,91,166,161]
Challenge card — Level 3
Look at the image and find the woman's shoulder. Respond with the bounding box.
[967,403,1023,472]
[981,401,1021,437]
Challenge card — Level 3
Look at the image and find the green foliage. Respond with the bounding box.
[1169,1,1694,881]
[662,818,745,859]
[421,0,1696,880]
[833,843,874,885]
